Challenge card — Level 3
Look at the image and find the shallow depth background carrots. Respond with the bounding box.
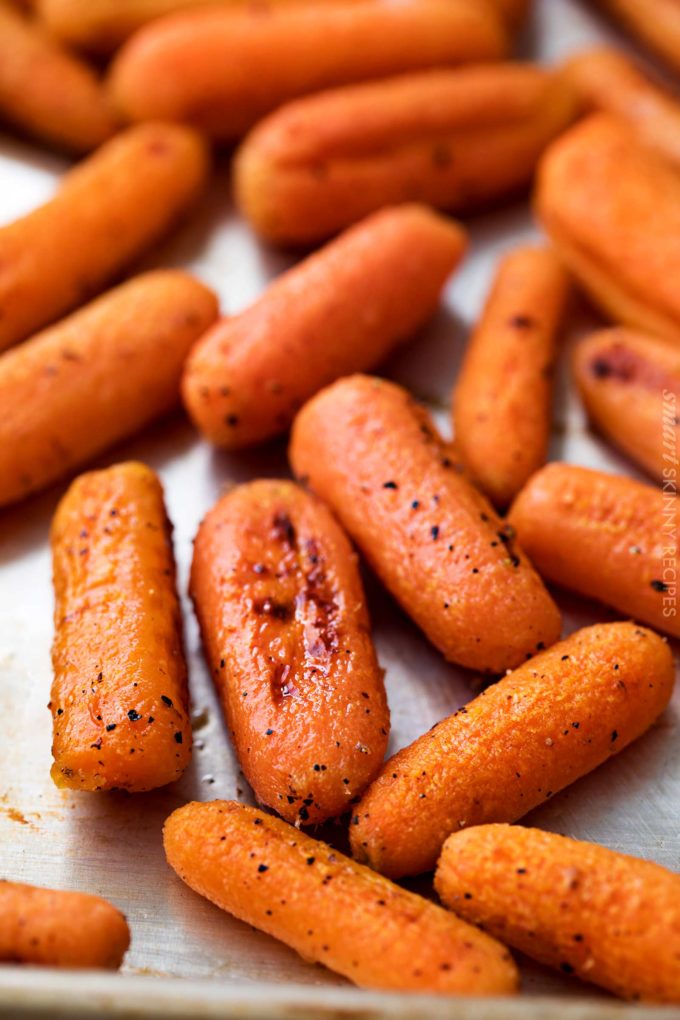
[435,824,680,1003]
[350,622,674,878]
[0,270,218,508]
[596,0,680,74]
[51,461,192,792]
[164,800,519,995]
[182,205,466,448]
[508,463,680,638]
[190,480,389,825]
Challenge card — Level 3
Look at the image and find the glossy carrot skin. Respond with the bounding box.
[350,622,674,878]
[435,824,680,1003]
[0,270,218,509]
[0,880,130,969]
[453,246,569,508]
[190,480,389,825]
[164,800,519,995]
[573,327,680,484]
[290,374,560,674]
[508,463,680,638]
[0,121,208,352]
[183,205,466,448]
[596,0,680,75]
[51,462,192,792]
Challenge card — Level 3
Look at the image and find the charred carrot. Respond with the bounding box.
[435,824,680,1003]
[508,463,680,638]
[190,480,389,825]
[350,622,673,878]
[182,205,466,449]
[50,461,192,792]
[164,800,519,995]
[290,374,560,674]
[0,270,218,509]
[452,246,569,508]
[0,121,208,352]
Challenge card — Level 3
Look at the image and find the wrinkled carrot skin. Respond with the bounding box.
[573,328,680,484]
[597,0,680,75]
[536,115,680,346]
[453,246,569,509]
[235,65,576,246]
[0,122,208,352]
[0,880,130,969]
[190,480,389,825]
[435,825,680,1004]
[0,271,218,509]
[164,800,519,995]
[351,622,674,878]
[183,205,466,448]
[290,375,560,674]
[109,0,508,142]
[508,463,680,638]
[51,462,192,792]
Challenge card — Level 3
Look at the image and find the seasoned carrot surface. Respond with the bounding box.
[435,824,680,1003]
[50,462,192,792]
[350,622,673,878]
[508,463,680,638]
[290,374,560,674]
[0,880,130,969]
[190,480,389,825]
[183,205,466,448]
[164,800,519,995]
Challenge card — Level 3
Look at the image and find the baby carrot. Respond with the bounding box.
[350,622,674,878]
[508,463,680,638]
[0,880,129,969]
[182,205,466,449]
[0,121,208,352]
[0,270,218,509]
[435,824,680,1003]
[289,374,560,674]
[190,480,389,825]
[596,0,680,76]
[164,800,519,995]
[452,246,569,508]
[50,461,192,792]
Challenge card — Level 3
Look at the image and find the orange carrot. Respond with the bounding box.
[596,0,680,76]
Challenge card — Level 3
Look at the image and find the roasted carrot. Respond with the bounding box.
[50,461,192,792]
[350,622,673,878]
[183,205,466,448]
[452,246,569,509]
[190,480,389,825]
[164,800,519,995]
[596,0,680,76]
[435,824,680,1003]
[0,880,130,969]
[508,463,680,639]
[0,121,208,352]
[573,327,680,484]
[289,374,560,674]
[0,270,218,509]
[108,0,508,141]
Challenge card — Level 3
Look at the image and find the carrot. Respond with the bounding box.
[596,0,680,76]
[50,461,192,792]
[435,824,680,1003]
[289,374,560,674]
[452,246,569,509]
[0,880,130,969]
[350,622,673,878]
[108,0,508,141]
[508,463,680,639]
[190,480,389,825]
[235,64,577,246]
[536,114,680,346]
[0,270,218,509]
[493,0,531,28]
[182,205,466,448]
[573,327,680,484]
[0,121,208,352]
[163,799,519,995]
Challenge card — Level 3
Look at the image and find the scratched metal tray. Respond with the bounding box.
[1,1,679,1016]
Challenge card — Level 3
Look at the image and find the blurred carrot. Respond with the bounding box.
[596,0,680,76]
